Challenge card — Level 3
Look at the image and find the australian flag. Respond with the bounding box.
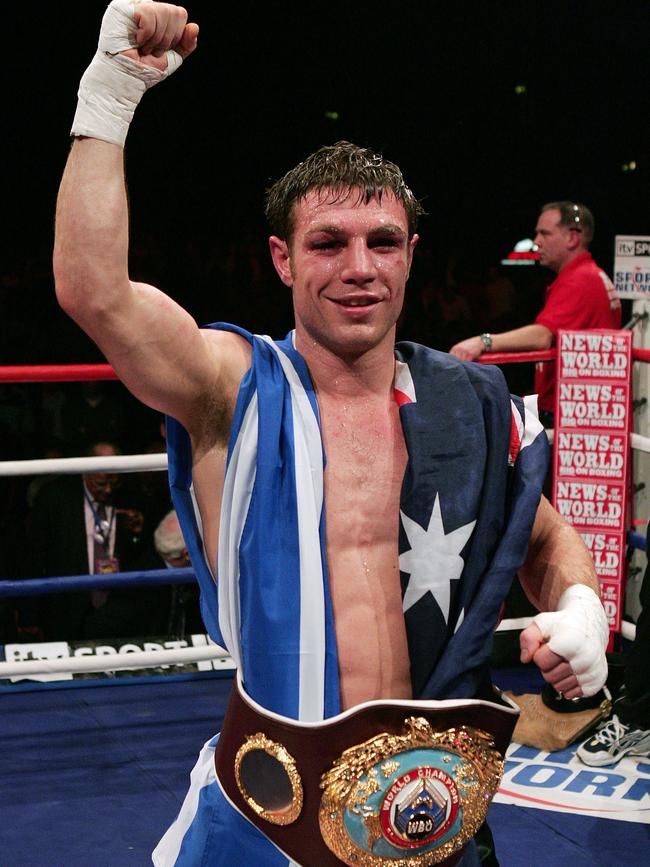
[167,327,548,724]
[394,342,548,701]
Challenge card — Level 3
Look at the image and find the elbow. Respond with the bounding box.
[53,251,117,324]
[53,248,84,317]
[536,326,554,349]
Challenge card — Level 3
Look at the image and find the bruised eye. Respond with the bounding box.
[311,239,342,251]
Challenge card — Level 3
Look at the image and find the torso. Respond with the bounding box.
[188,334,412,711]
[534,255,622,411]
[318,391,412,709]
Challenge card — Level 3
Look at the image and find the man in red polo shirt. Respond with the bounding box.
[450,201,621,427]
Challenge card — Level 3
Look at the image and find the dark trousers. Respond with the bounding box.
[617,523,650,726]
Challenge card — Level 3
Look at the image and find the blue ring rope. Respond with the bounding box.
[0,567,196,597]
[627,530,647,553]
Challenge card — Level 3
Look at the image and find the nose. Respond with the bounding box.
[340,239,377,285]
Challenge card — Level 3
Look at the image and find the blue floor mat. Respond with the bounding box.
[1,672,649,865]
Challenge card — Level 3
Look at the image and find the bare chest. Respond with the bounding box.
[319,397,412,707]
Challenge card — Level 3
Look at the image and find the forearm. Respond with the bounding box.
[489,323,554,353]
[450,323,553,360]
[53,138,131,329]
[519,496,600,612]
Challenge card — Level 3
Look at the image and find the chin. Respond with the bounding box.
[329,327,393,358]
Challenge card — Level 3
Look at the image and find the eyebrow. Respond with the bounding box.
[305,224,407,239]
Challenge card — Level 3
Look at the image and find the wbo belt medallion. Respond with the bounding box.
[319,716,504,866]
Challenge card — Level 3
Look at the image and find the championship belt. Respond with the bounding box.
[215,676,518,866]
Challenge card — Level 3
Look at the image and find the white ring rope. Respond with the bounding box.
[0,452,168,477]
[0,617,636,680]
[631,432,650,455]
[494,615,636,644]
[0,645,232,678]
[1,433,650,479]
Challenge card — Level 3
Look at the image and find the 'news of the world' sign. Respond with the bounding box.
[614,234,650,299]
[552,330,632,631]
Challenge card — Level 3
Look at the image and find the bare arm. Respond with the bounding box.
[517,497,608,699]
[53,3,250,439]
[449,323,553,361]
[518,495,599,611]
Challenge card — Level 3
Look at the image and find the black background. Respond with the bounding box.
[2,0,648,358]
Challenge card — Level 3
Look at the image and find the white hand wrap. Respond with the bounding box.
[533,584,609,697]
[71,0,183,146]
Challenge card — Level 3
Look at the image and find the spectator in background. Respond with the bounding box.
[483,265,517,333]
[60,381,128,452]
[27,440,145,640]
[449,202,621,428]
[577,520,650,766]
[132,509,201,638]
[128,420,172,539]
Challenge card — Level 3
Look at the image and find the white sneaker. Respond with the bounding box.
[577,715,650,767]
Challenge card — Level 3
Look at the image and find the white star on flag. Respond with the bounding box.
[400,494,476,623]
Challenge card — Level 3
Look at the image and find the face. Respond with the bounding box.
[83,442,120,504]
[533,208,578,272]
[269,188,418,359]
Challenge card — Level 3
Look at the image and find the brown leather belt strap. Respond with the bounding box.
[215,680,517,866]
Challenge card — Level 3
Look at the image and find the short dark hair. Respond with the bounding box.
[541,201,594,243]
[265,141,425,243]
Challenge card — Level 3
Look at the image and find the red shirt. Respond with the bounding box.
[534,252,621,412]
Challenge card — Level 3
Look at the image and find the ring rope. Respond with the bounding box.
[0,645,231,678]
[0,452,167,477]
[0,364,116,383]
[1,432,649,479]
[0,346,648,385]
[0,616,635,680]
[0,567,195,598]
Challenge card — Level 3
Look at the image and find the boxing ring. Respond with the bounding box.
[1,350,650,865]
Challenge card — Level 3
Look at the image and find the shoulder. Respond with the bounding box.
[33,475,81,508]
[395,340,511,411]
[396,340,508,387]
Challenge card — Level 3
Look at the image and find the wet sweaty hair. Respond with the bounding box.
[264,141,425,243]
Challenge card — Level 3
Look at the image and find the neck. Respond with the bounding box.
[558,247,588,273]
[294,329,397,399]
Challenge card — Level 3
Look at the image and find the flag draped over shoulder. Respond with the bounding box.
[394,342,548,699]
[166,327,548,721]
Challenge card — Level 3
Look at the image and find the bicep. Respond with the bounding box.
[81,280,250,431]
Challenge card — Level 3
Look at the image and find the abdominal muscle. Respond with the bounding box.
[320,397,412,710]
[189,388,413,713]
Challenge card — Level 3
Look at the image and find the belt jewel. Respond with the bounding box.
[319,716,504,866]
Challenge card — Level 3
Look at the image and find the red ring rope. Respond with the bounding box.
[0,347,648,384]
[0,364,117,383]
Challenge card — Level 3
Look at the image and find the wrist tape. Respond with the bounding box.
[71,0,183,146]
[533,584,609,697]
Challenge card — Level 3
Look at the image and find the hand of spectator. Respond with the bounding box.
[449,336,484,361]
[117,508,145,536]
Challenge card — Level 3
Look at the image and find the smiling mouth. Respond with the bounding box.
[332,297,380,307]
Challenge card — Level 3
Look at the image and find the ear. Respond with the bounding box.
[269,236,293,287]
[565,229,581,253]
[406,233,419,278]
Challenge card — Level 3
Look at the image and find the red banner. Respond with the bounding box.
[552,330,632,632]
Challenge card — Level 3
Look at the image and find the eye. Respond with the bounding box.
[369,237,401,250]
[310,237,343,251]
